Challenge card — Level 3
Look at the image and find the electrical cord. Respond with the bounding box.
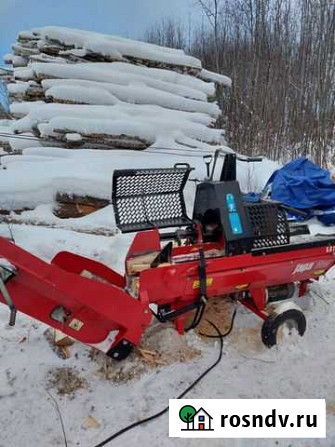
[199,307,237,338]
[0,131,249,165]
[92,313,236,447]
[185,301,206,332]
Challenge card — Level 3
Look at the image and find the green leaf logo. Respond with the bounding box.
[179,405,196,430]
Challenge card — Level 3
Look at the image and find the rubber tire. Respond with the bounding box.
[261,309,306,348]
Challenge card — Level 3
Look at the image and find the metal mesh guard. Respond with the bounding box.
[245,203,290,249]
[112,168,192,233]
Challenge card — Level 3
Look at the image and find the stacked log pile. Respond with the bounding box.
[54,193,110,218]
[1,27,232,218]
[4,26,231,151]
[8,28,204,73]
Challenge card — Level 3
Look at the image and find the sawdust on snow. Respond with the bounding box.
[91,324,202,384]
[47,366,89,398]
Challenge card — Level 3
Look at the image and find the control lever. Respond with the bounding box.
[237,156,263,162]
[203,155,213,179]
[210,148,263,181]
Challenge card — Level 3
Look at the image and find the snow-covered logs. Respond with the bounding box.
[5,27,231,151]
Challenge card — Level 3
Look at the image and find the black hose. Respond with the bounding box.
[199,307,237,339]
[92,314,235,447]
[185,301,206,332]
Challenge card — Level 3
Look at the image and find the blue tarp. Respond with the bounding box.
[267,158,335,225]
[0,80,10,113]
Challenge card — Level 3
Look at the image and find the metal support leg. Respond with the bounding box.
[0,268,17,326]
[299,280,309,297]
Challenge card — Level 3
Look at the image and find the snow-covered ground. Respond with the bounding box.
[0,142,334,447]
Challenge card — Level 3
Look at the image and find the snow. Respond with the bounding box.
[0,119,12,135]
[200,68,232,88]
[12,44,39,57]
[46,84,119,106]
[7,82,30,95]
[60,48,88,57]
[10,204,117,235]
[0,120,41,153]
[0,146,279,211]
[3,53,14,64]
[11,102,223,149]
[29,53,69,64]
[34,26,202,69]
[31,62,215,98]
[18,30,38,40]
[65,132,82,142]
[0,119,42,153]
[43,81,218,115]
[12,56,27,68]
[10,59,223,149]
[0,120,13,149]
[7,134,42,152]
[10,100,46,118]
[13,66,34,81]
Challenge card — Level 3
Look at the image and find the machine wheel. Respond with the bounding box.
[267,283,295,303]
[261,308,306,348]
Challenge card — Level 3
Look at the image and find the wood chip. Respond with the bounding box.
[84,416,101,429]
[137,348,167,366]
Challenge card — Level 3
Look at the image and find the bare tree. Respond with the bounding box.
[145,17,186,49]
[144,0,335,165]
[196,0,223,71]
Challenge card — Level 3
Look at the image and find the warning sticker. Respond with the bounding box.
[69,318,84,331]
[193,278,214,289]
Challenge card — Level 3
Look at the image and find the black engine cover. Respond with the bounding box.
[193,181,254,255]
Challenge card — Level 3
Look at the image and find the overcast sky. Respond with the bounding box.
[0,0,197,65]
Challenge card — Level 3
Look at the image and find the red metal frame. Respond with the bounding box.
[0,238,151,353]
[131,229,335,330]
[0,227,334,355]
